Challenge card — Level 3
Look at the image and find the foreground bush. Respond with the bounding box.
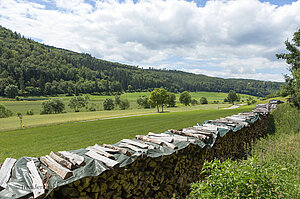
[0,104,13,118]
[189,157,287,199]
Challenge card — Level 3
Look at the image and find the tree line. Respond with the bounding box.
[0,26,281,99]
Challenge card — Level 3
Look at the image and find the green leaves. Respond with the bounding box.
[190,157,287,199]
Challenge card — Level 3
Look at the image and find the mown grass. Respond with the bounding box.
[0,104,231,132]
[0,106,253,163]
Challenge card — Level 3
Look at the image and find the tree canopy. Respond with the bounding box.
[149,88,170,112]
[180,91,192,106]
[276,28,300,109]
[227,90,238,105]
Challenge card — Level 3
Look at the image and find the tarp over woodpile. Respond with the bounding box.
[0,103,274,199]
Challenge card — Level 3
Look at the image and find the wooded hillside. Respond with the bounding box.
[0,26,281,97]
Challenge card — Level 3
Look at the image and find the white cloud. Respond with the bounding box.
[0,0,299,81]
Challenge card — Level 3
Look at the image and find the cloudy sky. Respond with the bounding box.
[0,0,299,82]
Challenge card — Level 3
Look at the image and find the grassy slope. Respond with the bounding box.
[252,104,300,197]
[0,106,253,162]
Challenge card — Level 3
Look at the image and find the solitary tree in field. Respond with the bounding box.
[168,93,176,107]
[227,90,238,105]
[179,91,192,106]
[149,88,170,112]
[200,97,208,104]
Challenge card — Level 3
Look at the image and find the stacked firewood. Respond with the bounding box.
[47,110,270,199]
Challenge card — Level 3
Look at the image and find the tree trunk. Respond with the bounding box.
[162,105,164,113]
[157,105,160,113]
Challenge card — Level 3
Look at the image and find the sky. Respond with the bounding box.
[0,0,299,82]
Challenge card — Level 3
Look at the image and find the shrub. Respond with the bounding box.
[68,96,89,112]
[191,99,198,106]
[190,157,287,199]
[119,99,130,110]
[41,99,65,114]
[26,109,34,115]
[0,104,13,118]
[103,98,114,110]
[168,93,176,107]
[89,103,97,111]
[137,96,151,109]
[200,97,208,104]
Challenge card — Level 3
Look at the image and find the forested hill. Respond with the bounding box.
[0,26,281,97]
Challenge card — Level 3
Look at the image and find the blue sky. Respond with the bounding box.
[0,0,300,82]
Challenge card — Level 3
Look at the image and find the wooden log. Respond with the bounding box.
[26,160,45,199]
[121,139,149,149]
[135,135,177,149]
[94,144,119,153]
[0,158,16,190]
[86,146,115,159]
[147,135,173,143]
[40,155,72,179]
[170,129,209,140]
[103,144,131,156]
[85,150,119,168]
[56,151,85,167]
[119,143,144,152]
[49,152,74,170]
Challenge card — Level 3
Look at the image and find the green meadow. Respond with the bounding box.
[0,106,254,162]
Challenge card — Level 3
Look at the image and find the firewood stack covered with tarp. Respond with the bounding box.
[0,100,282,199]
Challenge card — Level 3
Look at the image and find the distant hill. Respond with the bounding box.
[0,26,281,97]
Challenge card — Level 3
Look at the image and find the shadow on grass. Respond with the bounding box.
[267,114,276,135]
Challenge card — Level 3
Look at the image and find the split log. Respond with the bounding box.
[40,155,72,179]
[135,135,178,149]
[93,144,119,153]
[49,152,73,170]
[170,129,209,140]
[121,139,149,149]
[26,160,45,199]
[119,143,144,152]
[0,158,16,190]
[56,151,85,167]
[86,146,115,159]
[103,144,131,156]
[147,135,173,143]
[85,150,119,168]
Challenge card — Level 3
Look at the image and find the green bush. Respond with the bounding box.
[200,97,208,104]
[191,99,198,106]
[0,104,13,118]
[41,99,65,114]
[190,157,287,199]
[137,96,150,109]
[103,98,114,110]
[26,109,34,115]
[88,103,97,112]
[119,99,130,110]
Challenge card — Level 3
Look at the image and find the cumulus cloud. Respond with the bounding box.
[0,0,299,81]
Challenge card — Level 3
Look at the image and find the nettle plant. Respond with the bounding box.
[190,157,287,199]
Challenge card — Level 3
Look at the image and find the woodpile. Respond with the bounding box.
[0,103,274,199]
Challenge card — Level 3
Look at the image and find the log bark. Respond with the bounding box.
[56,151,85,167]
[49,152,74,170]
[40,155,72,179]
[103,144,131,156]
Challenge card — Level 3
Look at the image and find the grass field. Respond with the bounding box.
[0,106,254,162]
[0,104,231,132]
[0,91,257,115]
